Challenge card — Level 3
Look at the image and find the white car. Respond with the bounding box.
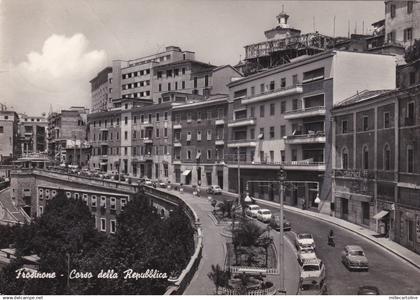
[297,247,317,265]
[299,258,326,282]
[256,209,272,223]
[245,205,261,218]
[295,233,316,250]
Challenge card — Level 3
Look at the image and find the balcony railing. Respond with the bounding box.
[215,140,225,146]
[226,139,257,148]
[242,84,303,105]
[173,124,182,129]
[144,138,153,144]
[227,117,256,128]
[284,106,326,120]
[174,141,182,147]
[215,119,225,126]
[223,159,325,170]
[333,169,376,179]
[285,131,325,144]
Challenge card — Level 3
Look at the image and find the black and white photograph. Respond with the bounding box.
[0,0,420,297]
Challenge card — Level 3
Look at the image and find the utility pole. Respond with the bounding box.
[278,167,286,294]
[237,146,241,205]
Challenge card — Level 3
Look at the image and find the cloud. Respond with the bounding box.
[8,33,106,114]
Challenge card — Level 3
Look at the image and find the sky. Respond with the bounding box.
[0,0,385,115]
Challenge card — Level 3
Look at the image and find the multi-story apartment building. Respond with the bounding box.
[90,67,112,113]
[47,106,89,164]
[385,0,420,49]
[0,107,19,163]
[109,46,195,102]
[332,78,420,254]
[18,114,48,156]
[171,95,229,187]
[226,50,396,213]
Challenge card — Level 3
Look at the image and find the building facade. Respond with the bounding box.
[332,81,420,255]
[0,108,19,163]
[226,50,396,213]
[385,0,420,49]
[171,95,229,187]
[18,114,48,156]
[47,107,89,164]
[90,67,112,113]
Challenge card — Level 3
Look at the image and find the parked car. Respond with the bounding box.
[256,209,272,223]
[206,185,222,195]
[245,205,261,218]
[269,215,291,231]
[298,278,328,295]
[144,178,153,186]
[297,247,317,266]
[295,233,316,250]
[341,245,369,271]
[357,286,380,295]
[299,258,325,282]
[158,180,167,188]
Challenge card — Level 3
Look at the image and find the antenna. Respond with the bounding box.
[333,16,336,38]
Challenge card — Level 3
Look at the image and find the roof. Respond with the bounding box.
[334,89,394,108]
[154,59,216,70]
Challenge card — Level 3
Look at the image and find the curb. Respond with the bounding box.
[253,198,420,271]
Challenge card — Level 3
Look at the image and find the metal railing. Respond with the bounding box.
[242,83,302,101]
[284,105,326,115]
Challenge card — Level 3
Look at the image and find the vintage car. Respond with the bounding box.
[245,205,261,218]
[256,209,272,223]
[295,233,316,250]
[269,215,291,231]
[341,245,369,271]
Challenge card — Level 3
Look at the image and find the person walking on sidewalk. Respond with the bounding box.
[328,229,335,247]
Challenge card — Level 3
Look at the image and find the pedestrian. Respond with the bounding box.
[302,199,306,210]
[328,229,335,247]
[196,186,201,197]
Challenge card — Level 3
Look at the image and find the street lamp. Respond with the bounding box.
[278,167,286,295]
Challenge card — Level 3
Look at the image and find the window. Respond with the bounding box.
[280,125,286,138]
[197,130,202,141]
[187,112,192,122]
[281,101,286,113]
[303,68,324,83]
[197,112,202,122]
[148,114,152,123]
[260,83,265,93]
[124,117,128,125]
[404,28,413,42]
[409,72,416,85]
[269,126,275,139]
[164,128,168,137]
[292,99,298,111]
[363,116,369,131]
[194,77,198,88]
[281,78,286,88]
[408,1,413,13]
[270,151,274,163]
[187,131,192,141]
[0,126,4,133]
[260,105,265,117]
[259,128,264,140]
[270,103,275,116]
[110,220,116,234]
[124,147,128,155]
[251,86,255,96]
[207,130,212,140]
[168,82,171,91]
[164,112,168,120]
[157,71,162,79]
[387,31,395,43]
[140,130,144,138]
[156,128,160,138]
[207,149,211,159]
[182,67,186,75]
[174,68,179,76]
[292,74,298,85]
[101,218,106,232]
[187,150,192,160]
[250,106,255,117]
[342,147,349,169]
[390,4,396,18]
[182,81,185,89]
[233,89,247,98]
[407,101,415,124]
[91,195,97,207]
[159,84,162,92]
[342,120,348,133]
[124,131,128,140]
[281,150,285,162]
[166,70,172,77]
[407,146,414,173]
[292,149,297,161]
[110,197,116,210]
[205,75,209,87]
[269,81,275,90]
[384,144,391,171]
[363,145,369,170]
[250,128,255,140]
[384,112,390,128]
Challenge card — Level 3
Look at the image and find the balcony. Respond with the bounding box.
[173,159,181,164]
[283,161,325,171]
[284,106,326,120]
[285,131,325,144]
[144,154,153,161]
[215,140,225,146]
[227,139,257,148]
[173,124,182,129]
[333,169,376,179]
[242,84,303,105]
[143,121,154,128]
[174,141,182,147]
[144,138,153,144]
[228,117,256,128]
[215,119,225,126]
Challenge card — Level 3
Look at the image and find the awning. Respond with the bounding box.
[182,169,191,176]
[196,152,201,159]
[373,210,389,220]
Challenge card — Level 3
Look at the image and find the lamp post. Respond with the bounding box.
[278,167,286,295]
[237,146,241,205]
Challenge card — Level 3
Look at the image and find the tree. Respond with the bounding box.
[217,199,234,218]
[207,264,230,294]
[233,219,264,248]
[258,234,273,267]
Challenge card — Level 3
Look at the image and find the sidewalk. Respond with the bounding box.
[253,197,420,270]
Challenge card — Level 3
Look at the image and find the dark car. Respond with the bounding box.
[269,215,291,231]
[357,286,380,295]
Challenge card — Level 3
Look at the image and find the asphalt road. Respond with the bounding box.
[208,192,420,295]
